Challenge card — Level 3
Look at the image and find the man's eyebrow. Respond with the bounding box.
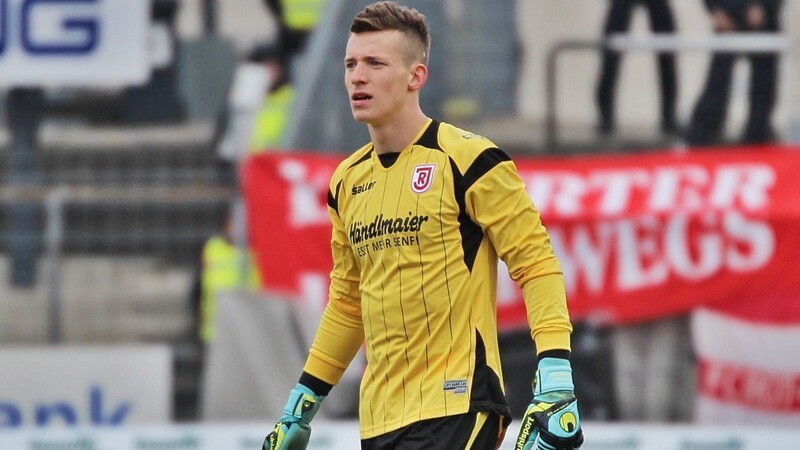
[344,55,383,63]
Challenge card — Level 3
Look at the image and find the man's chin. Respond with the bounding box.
[352,112,374,124]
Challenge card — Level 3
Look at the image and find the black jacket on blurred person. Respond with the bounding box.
[596,0,678,135]
[685,0,783,146]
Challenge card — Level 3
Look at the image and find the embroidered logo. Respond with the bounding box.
[411,164,436,193]
[443,380,468,394]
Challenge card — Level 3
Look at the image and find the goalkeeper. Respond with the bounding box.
[263,1,584,449]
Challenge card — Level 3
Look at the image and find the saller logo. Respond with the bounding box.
[352,181,376,195]
[411,164,436,193]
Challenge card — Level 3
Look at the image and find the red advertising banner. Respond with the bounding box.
[692,308,800,424]
[241,146,800,328]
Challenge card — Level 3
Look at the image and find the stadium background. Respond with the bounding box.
[1,0,799,448]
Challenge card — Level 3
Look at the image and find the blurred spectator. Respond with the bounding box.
[571,322,617,421]
[685,0,783,146]
[263,0,328,63]
[211,0,329,181]
[187,203,262,419]
[595,0,678,136]
[213,44,294,184]
[190,205,262,346]
[122,0,186,123]
[247,45,296,152]
[612,315,695,422]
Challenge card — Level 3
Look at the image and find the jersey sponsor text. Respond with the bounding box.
[348,213,429,246]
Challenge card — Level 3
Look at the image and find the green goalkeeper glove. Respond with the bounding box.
[515,357,584,450]
[262,383,325,450]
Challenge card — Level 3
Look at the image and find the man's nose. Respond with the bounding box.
[350,64,368,83]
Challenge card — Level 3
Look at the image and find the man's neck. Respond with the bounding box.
[368,110,430,155]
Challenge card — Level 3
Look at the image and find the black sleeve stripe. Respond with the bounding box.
[327,180,342,214]
[469,331,512,419]
[449,157,484,272]
[332,148,373,216]
[462,148,511,192]
[414,120,442,150]
[347,147,374,170]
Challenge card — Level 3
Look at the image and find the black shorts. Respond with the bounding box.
[361,412,505,450]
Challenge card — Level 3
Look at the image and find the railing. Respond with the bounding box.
[545,33,791,149]
[0,184,235,344]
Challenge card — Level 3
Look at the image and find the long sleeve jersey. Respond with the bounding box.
[303,119,573,439]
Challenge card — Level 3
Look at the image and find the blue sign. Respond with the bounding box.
[0,385,132,428]
[0,0,100,57]
[0,0,149,87]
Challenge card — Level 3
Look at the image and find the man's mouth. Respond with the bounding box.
[352,93,372,104]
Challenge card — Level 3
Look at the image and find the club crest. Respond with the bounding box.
[411,164,436,193]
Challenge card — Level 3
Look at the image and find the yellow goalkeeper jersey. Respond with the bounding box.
[303,119,572,439]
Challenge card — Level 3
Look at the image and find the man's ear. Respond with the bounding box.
[409,63,428,91]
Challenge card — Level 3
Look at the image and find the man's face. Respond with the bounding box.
[344,30,417,126]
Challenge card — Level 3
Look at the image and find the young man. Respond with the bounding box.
[263,2,584,449]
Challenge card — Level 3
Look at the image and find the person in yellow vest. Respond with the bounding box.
[214,1,325,172]
[263,0,327,61]
[247,45,296,152]
[215,44,295,165]
[195,209,263,343]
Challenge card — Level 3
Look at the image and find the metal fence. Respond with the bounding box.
[0,122,232,345]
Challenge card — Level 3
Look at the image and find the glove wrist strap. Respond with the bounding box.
[282,383,325,423]
[535,357,574,394]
